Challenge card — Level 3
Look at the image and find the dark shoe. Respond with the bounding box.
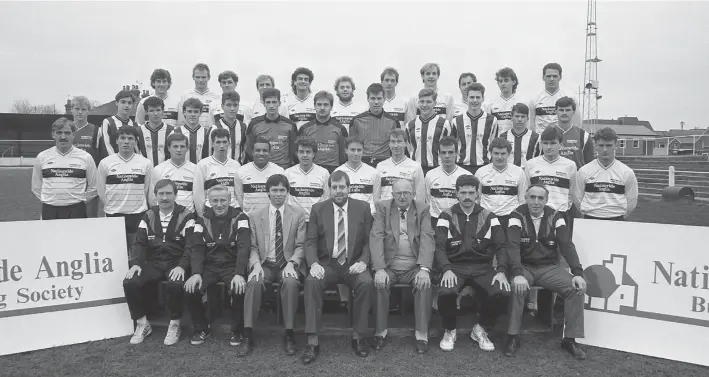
[283,335,297,356]
[237,337,253,357]
[229,333,244,347]
[561,339,587,360]
[190,329,210,345]
[415,340,428,354]
[372,336,386,351]
[504,335,520,357]
[352,338,370,357]
[301,344,319,365]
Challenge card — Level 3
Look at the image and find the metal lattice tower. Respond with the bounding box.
[582,0,601,134]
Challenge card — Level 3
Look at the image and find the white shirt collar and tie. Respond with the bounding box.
[333,200,349,263]
[267,204,285,262]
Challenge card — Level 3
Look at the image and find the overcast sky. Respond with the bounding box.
[0,1,707,130]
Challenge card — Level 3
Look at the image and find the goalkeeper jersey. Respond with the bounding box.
[575,159,638,219]
[334,162,380,214]
[235,162,285,216]
[245,115,298,169]
[485,92,526,135]
[176,88,221,129]
[297,118,348,169]
[525,155,576,212]
[210,118,246,162]
[193,155,241,215]
[150,159,197,211]
[331,100,366,133]
[531,89,574,134]
[135,93,178,127]
[451,111,499,166]
[250,100,289,120]
[283,92,316,129]
[285,164,330,217]
[410,90,454,120]
[97,153,153,215]
[32,146,98,206]
[475,163,527,216]
[424,165,472,218]
[384,95,412,124]
[72,122,100,165]
[376,157,426,202]
[172,124,210,164]
[406,114,452,168]
[138,122,173,166]
[500,128,540,169]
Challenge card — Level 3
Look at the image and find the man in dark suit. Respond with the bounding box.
[241,174,308,357]
[300,170,374,365]
[370,178,435,354]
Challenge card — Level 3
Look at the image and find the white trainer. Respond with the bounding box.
[470,324,495,351]
[130,323,152,345]
[164,323,181,346]
[439,329,457,351]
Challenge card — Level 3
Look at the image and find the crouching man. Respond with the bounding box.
[123,179,196,345]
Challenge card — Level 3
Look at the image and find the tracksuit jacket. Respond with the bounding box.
[191,207,251,276]
[129,204,194,271]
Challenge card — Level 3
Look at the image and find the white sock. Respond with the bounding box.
[136,316,148,325]
[414,330,427,341]
[375,329,387,338]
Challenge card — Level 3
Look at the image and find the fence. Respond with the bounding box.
[634,166,709,199]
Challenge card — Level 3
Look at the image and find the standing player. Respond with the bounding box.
[381,67,415,125]
[376,128,426,202]
[173,98,210,164]
[334,137,381,214]
[424,136,472,226]
[193,129,241,216]
[285,139,330,219]
[554,97,594,169]
[136,69,178,128]
[485,67,525,135]
[245,88,298,169]
[97,126,153,252]
[574,127,638,221]
[284,67,316,129]
[149,133,197,212]
[408,63,454,120]
[210,70,251,125]
[530,63,580,135]
[176,63,220,130]
[70,96,100,166]
[453,73,477,117]
[475,138,528,227]
[235,137,286,216]
[137,96,173,166]
[349,83,402,167]
[98,90,140,159]
[407,88,453,176]
[331,76,366,133]
[298,91,348,173]
[249,75,288,119]
[32,118,97,220]
[451,83,499,174]
[500,103,540,169]
[210,91,247,163]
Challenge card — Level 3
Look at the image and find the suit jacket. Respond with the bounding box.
[370,199,435,271]
[304,198,373,267]
[248,203,307,276]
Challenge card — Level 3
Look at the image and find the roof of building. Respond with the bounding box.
[583,122,658,137]
[658,128,708,137]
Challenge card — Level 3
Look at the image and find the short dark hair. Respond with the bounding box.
[466,82,486,97]
[456,174,480,191]
[116,126,140,139]
[150,68,172,89]
[540,126,563,142]
[488,137,512,153]
[593,127,619,143]
[328,170,350,187]
[255,74,275,88]
[345,136,364,148]
[418,88,438,102]
[543,62,562,77]
[221,91,240,105]
[143,96,164,111]
[218,70,239,84]
[154,179,178,195]
[495,67,518,92]
[389,128,409,144]
[252,136,271,152]
[51,117,75,133]
[166,132,189,147]
[261,88,281,103]
[291,67,314,93]
[438,136,458,152]
[555,96,576,111]
[458,72,477,85]
[313,90,334,106]
[296,138,318,155]
[192,63,210,77]
[266,173,290,192]
[334,76,356,92]
[115,90,135,103]
[511,102,529,116]
[182,98,203,112]
[210,128,230,143]
[366,83,385,98]
[380,67,399,83]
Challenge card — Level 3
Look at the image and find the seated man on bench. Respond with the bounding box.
[370,178,435,354]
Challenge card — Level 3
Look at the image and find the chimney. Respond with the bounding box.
[65,99,72,115]
[680,121,685,130]
[142,90,150,98]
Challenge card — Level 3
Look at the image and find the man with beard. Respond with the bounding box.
[331,76,366,134]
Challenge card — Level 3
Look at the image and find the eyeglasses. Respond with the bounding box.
[393,191,412,199]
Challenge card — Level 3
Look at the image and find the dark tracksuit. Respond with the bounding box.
[506,205,584,338]
[434,203,509,331]
[123,204,194,320]
[187,207,251,333]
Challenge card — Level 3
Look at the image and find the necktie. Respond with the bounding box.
[275,210,285,268]
[400,208,406,219]
[337,208,347,265]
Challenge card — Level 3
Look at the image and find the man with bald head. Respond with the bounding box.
[370,178,435,354]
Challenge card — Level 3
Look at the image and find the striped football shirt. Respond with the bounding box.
[406,114,452,168]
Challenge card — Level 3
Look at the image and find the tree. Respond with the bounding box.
[10,100,58,114]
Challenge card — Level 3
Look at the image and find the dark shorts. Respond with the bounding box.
[41,202,87,220]
[106,212,144,233]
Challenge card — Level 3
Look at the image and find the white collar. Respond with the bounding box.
[333,200,349,214]
[269,204,284,215]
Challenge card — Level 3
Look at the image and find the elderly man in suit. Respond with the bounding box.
[300,170,374,365]
[370,178,435,354]
[241,174,308,357]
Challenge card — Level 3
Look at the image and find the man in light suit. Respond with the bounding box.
[370,179,435,354]
[300,170,374,365]
[241,174,308,357]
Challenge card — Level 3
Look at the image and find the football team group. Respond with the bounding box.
[30,62,638,364]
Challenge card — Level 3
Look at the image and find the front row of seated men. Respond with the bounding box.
[123,170,588,363]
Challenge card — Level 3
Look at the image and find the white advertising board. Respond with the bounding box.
[0,217,133,356]
[574,219,709,367]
